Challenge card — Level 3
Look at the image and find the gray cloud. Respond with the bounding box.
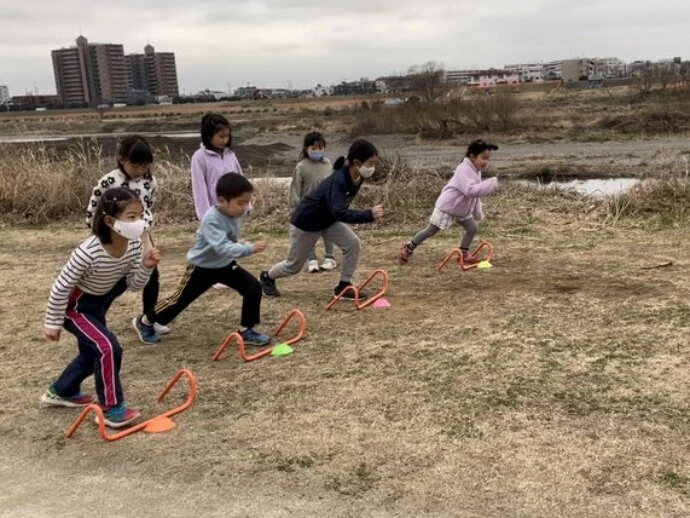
[1,0,688,95]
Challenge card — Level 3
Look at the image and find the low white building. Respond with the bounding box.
[504,63,545,82]
[467,70,521,88]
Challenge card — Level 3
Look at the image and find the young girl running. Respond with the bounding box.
[260,139,384,300]
[191,113,244,221]
[42,188,160,428]
[399,139,499,265]
[86,135,166,342]
[289,131,336,273]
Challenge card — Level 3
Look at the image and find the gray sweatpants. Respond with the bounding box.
[411,218,478,251]
[308,237,335,262]
[268,223,360,282]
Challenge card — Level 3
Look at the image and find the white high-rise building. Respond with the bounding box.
[0,85,9,103]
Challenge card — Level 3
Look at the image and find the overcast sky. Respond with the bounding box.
[1,0,688,96]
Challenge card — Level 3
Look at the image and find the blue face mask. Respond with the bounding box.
[308,151,324,161]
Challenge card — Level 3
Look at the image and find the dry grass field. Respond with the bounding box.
[1,182,688,516]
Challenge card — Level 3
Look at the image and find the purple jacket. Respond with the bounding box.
[191,144,243,220]
[435,157,498,220]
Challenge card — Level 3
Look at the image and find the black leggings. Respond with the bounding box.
[110,266,160,314]
[146,262,262,329]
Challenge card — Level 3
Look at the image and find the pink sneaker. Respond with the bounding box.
[460,252,480,265]
[399,242,414,265]
[95,403,142,429]
[40,385,95,408]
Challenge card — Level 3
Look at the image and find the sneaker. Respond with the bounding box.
[96,403,141,429]
[460,252,480,265]
[399,242,414,265]
[40,385,95,408]
[334,282,368,301]
[260,271,281,297]
[153,322,171,335]
[212,283,229,289]
[307,259,320,273]
[320,258,337,271]
[240,328,272,346]
[132,315,161,344]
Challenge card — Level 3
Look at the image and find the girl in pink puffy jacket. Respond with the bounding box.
[399,139,499,265]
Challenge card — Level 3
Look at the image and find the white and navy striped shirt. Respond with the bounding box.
[45,235,153,329]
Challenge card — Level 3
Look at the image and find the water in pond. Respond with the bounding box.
[520,177,640,197]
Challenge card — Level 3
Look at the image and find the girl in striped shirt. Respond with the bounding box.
[41,188,160,428]
[86,135,167,342]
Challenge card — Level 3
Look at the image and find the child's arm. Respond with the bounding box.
[455,173,498,198]
[288,164,304,209]
[326,181,375,224]
[85,172,116,227]
[203,218,256,259]
[125,243,157,291]
[191,152,211,221]
[45,247,93,334]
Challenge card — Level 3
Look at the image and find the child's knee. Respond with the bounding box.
[249,277,262,296]
[345,235,361,253]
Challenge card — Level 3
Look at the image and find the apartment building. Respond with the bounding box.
[0,85,9,103]
[128,44,179,98]
[52,35,129,105]
[53,36,178,106]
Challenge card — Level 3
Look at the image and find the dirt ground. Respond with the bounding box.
[1,186,689,517]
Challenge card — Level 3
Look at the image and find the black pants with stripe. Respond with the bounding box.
[146,262,262,328]
[110,266,159,315]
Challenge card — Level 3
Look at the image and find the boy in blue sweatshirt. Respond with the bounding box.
[260,139,384,299]
[134,173,271,345]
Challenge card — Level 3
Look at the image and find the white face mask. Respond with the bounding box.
[112,219,146,241]
[359,165,376,178]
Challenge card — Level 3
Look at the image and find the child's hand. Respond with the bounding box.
[253,240,268,253]
[372,205,384,220]
[45,327,61,341]
[143,247,161,268]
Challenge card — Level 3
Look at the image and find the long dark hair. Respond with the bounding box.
[92,187,142,244]
[201,113,232,150]
[299,131,326,160]
[333,139,378,170]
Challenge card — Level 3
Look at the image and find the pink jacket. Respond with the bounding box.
[191,144,243,220]
[435,157,498,220]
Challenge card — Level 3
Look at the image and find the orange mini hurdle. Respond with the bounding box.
[325,269,389,310]
[213,309,307,362]
[438,241,495,272]
[66,368,197,442]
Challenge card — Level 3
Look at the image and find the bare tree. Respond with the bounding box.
[408,61,446,103]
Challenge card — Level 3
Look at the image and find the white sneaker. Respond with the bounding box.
[154,322,171,335]
[320,258,337,271]
[307,260,320,273]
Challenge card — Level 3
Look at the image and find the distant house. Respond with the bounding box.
[234,86,259,99]
[467,69,521,88]
[313,84,332,97]
[332,80,377,96]
[504,63,545,82]
[10,94,60,110]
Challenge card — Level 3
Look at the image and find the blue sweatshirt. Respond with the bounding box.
[186,207,254,269]
[290,167,374,232]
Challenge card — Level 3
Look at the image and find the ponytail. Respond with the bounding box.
[333,156,346,169]
[335,139,378,171]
